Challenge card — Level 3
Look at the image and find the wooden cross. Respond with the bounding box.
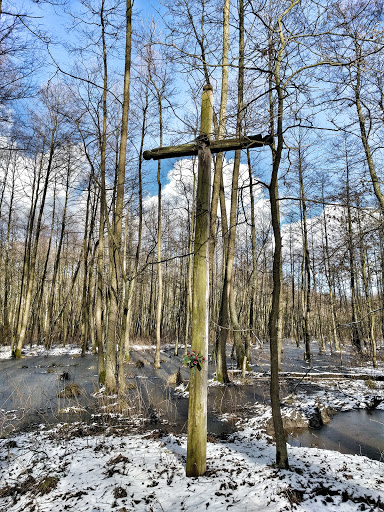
[143,84,271,477]
[143,132,271,161]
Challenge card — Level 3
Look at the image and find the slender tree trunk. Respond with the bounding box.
[81,180,95,357]
[266,2,295,467]
[209,0,230,282]
[15,124,57,358]
[12,151,42,355]
[184,166,196,355]
[106,0,132,394]
[322,184,340,357]
[94,0,109,385]
[345,156,361,352]
[45,163,69,349]
[298,148,311,361]
[216,0,246,379]
[3,161,15,343]
[34,179,56,345]
[353,52,384,213]
[357,208,377,367]
[122,93,146,360]
[268,165,288,469]
[246,149,256,361]
[154,100,163,369]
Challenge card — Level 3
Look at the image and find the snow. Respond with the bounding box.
[0,344,82,360]
[0,343,175,360]
[1,344,384,510]
[1,420,383,512]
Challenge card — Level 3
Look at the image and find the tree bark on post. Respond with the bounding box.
[186,84,212,478]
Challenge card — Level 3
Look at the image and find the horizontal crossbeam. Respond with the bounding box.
[143,134,272,161]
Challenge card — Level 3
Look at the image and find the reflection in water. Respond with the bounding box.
[289,410,384,461]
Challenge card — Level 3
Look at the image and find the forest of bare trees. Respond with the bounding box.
[1,0,384,469]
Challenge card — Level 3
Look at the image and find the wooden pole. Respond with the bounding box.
[186,84,212,477]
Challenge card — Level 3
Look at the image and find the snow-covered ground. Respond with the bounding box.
[0,344,178,360]
[1,419,383,511]
[1,343,384,511]
[0,344,82,359]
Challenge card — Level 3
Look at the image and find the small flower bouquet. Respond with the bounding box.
[182,350,205,371]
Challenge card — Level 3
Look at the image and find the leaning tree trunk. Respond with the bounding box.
[45,164,69,349]
[34,180,56,346]
[353,52,384,213]
[12,149,43,355]
[81,181,92,357]
[3,162,16,344]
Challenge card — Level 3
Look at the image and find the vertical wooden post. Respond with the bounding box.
[186,84,213,477]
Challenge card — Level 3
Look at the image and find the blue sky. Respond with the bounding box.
[8,1,275,200]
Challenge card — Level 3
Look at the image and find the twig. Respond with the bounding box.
[293,366,314,394]
[210,319,253,332]
[338,307,384,327]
